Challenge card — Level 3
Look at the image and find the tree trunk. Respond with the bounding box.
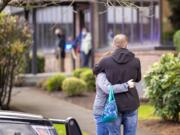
[0,0,12,13]
[173,112,179,122]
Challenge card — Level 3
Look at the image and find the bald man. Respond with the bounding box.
[93,34,141,135]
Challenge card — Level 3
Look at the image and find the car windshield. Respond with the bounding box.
[0,122,58,135]
[32,125,58,135]
[0,122,36,135]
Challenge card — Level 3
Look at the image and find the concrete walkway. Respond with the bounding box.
[11,87,156,135]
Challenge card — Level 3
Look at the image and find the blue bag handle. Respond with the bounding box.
[108,85,115,102]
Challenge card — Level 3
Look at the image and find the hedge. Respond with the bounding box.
[62,77,87,96]
[44,74,66,92]
[144,53,180,122]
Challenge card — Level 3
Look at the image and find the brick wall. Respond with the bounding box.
[44,50,173,75]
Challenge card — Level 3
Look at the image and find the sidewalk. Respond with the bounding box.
[11,87,156,135]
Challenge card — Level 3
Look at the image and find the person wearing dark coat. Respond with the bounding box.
[55,28,66,72]
[93,34,141,135]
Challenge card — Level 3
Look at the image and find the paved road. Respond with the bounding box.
[11,87,156,135]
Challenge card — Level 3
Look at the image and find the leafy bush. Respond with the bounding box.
[29,54,45,73]
[36,79,47,88]
[0,13,31,109]
[62,77,87,96]
[44,74,66,92]
[144,53,180,122]
[73,68,91,78]
[173,30,180,52]
[80,70,95,91]
[168,0,180,31]
[14,76,25,87]
[163,31,174,45]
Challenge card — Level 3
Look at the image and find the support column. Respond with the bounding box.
[159,0,163,45]
[24,9,31,73]
[113,6,116,34]
[74,4,81,37]
[121,6,125,34]
[90,2,94,68]
[90,1,99,67]
[137,8,140,42]
[94,2,99,50]
[98,3,107,47]
[72,5,77,70]
[130,7,134,43]
[73,5,76,39]
[150,1,154,42]
[140,1,144,44]
[32,8,37,74]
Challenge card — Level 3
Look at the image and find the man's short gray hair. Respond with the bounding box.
[112,34,128,48]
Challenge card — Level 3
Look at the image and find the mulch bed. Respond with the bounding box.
[139,120,180,135]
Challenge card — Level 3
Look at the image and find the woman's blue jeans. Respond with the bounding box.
[94,110,138,135]
[94,115,109,135]
[80,51,91,67]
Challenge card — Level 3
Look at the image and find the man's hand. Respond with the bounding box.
[127,79,135,88]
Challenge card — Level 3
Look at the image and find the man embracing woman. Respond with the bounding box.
[93,34,141,135]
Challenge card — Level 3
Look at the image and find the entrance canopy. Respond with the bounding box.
[10,0,92,6]
[10,0,159,6]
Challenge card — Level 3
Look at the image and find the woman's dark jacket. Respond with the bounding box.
[93,48,141,113]
[58,35,66,58]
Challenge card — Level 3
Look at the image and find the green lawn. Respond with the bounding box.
[53,124,88,135]
[138,103,159,120]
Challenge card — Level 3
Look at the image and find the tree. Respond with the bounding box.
[0,13,31,109]
[168,0,180,31]
[0,0,141,13]
[0,0,12,12]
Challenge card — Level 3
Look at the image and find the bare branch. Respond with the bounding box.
[0,0,12,12]
[1,0,154,18]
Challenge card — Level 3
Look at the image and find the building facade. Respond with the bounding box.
[8,0,172,73]
[10,0,163,51]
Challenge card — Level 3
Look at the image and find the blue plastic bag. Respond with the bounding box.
[101,85,118,123]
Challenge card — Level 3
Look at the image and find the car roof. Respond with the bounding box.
[0,111,43,119]
[0,111,52,126]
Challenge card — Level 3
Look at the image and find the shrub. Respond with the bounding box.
[14,76,25,87]
[45,74,66,92]
[144,53,180,122]
[36,79,47,88]
[173,30,180,52]
[168,0,180,31]
[80,70,95,91]
[163,31,174,45]
[0,13,31,109]
[62,77,87,96]
[73,68,91,78]
[29,54,45,73]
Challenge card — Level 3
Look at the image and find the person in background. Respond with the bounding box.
[67,36,77,70]
[108,28,114,46]
[55,28,66,72]
[74,27,92,67]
